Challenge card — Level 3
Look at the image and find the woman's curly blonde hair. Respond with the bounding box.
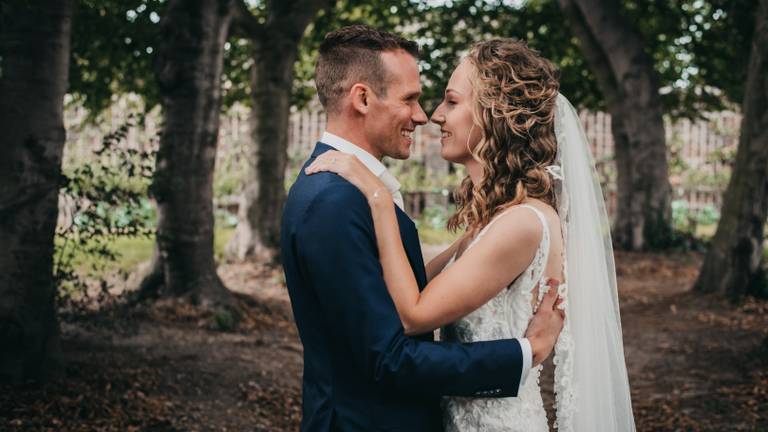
[447,38,560,233]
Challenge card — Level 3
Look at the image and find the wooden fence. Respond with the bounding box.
[63,98,742,222]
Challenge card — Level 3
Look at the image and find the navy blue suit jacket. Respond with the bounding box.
[280,143,524,431]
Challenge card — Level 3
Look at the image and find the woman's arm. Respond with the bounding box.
[306,151,543,335]
[368,196,543,334]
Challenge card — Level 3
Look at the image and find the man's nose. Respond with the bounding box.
[413,103,428,125]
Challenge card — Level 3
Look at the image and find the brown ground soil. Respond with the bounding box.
[1,250,766,431]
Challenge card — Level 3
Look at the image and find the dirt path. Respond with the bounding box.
[1,251,766,431]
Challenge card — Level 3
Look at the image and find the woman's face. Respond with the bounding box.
[430,58,483,164]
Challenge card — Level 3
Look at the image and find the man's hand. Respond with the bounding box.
[525,279,565,366]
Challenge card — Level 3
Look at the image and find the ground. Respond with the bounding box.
[1,250,766,431]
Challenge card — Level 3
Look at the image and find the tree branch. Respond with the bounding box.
[230,0,267,39]
[558,0,620,107]
[269,0,336,42]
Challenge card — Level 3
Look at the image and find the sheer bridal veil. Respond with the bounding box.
[551,94,636,431]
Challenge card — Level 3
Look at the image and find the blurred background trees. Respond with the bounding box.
[559,0,673,251]
[0,0,764,383]
[694,0,768,300]
[224,0,335,263]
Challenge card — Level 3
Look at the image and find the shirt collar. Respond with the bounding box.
[320,131,388,177]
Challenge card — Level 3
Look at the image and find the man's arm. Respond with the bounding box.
[295,181,523,397]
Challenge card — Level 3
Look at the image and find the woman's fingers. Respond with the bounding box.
[539,284,558,311]
[305,151,347,175]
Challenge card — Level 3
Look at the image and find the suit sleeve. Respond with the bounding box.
[294,182,524,397]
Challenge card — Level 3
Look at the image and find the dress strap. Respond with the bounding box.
[515,204,550,237]
[515,205,553,304]
[473,204,550,245]
[472,206,513,244]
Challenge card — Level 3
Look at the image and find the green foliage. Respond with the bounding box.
[213,134,248,199]
[414,203,461,245]
[419,203,455,230]
[212,309,238,331]
[412,0,602,111]
[621,0,756,116]
[55,114,157,300]
[386,157,466,192]
[69,0,164,116]
[418,225,461,245]
[221,0,419,110]
[671,199,720,238]
[684,0,757,108]
[412,0,755,116]
[667,129,690,177]
[67,0,755,121]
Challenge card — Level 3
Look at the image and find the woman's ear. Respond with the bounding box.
[350,83,371,115]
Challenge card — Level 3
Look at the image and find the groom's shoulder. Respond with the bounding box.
[290,172,369,215]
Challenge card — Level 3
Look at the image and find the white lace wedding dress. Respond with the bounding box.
[441,204,574,432]
[437,94,636,431]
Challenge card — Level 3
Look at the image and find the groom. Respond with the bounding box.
[281,25,564,431]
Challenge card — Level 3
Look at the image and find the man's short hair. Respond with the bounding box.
[315,25,419,114]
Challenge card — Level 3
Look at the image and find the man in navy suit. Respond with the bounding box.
[281,25,564,431]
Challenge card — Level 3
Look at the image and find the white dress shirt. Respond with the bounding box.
[319,132,405,210]
[319,131,533,394]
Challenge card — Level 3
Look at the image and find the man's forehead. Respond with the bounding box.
[381,50,421,87]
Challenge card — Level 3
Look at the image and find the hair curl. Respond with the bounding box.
[448,38,560,233]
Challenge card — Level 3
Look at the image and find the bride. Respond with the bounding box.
[306,38,635,431]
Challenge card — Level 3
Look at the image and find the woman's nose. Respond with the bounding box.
[430,106,445,125]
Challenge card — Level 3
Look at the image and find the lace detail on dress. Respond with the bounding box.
[441,205,553,432]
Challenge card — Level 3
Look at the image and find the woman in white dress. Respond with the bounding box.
[306,38,635,431]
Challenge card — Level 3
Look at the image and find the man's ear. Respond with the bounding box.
[350,83,371,115]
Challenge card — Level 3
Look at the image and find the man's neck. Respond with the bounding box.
[325,120,383,160]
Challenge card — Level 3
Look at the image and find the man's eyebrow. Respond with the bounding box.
[404,90,422,99]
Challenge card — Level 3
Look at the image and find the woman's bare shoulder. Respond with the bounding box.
[477,205,544,252]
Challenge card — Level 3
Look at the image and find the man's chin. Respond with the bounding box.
[389,147,410,160]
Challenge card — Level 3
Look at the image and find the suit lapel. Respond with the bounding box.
[395,208,427,290]
[309,142,427,289]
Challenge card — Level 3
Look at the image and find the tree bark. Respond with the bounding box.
[559,0,673,250]
[227,0,333,262]
[694,0,768,300]
[0,0,72,382]
[139,0,235,305]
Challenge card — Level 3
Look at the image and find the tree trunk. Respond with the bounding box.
[227,0,332,262]
[139,0,234,306]
[0,0,72,382]
[228,40,298,262]
[559,0,673,250]
[694,0,768,300]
